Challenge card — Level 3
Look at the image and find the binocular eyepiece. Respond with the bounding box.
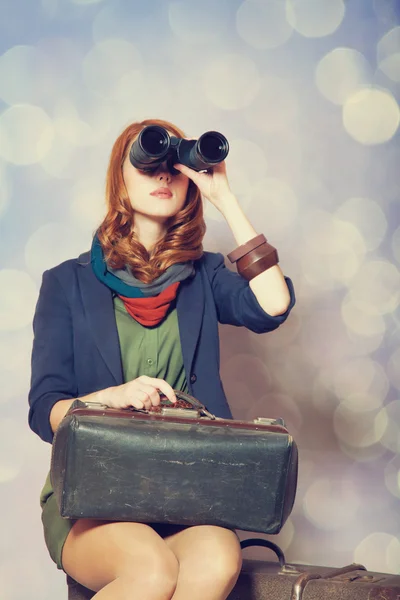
[129,125,229,175]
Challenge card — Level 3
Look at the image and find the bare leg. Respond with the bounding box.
[62,519,179,600]
[164,525,242,600]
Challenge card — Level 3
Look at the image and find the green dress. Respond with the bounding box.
[40,296,189,571]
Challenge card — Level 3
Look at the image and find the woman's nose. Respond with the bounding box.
[156,161,172,179]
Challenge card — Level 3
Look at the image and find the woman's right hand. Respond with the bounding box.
[104,375,177,410]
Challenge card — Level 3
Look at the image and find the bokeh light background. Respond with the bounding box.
[1,0,400,597]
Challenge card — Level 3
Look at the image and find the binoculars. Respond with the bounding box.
[129,125,229,175]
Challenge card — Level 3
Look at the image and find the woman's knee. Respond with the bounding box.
[205,533,242,585]
[178,526,243,585]
[62,519,179,595]
[118,543,179,596]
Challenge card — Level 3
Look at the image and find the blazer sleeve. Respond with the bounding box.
[205,252,295,334]
[28,269,78,444]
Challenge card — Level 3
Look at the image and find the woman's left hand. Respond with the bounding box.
[174,160,233,213]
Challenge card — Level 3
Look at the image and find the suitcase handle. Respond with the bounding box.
[240,538,286,567]
[156,390,217,420]
[75,391,217,420]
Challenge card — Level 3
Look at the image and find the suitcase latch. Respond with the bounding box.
[160,407,201,418]
[82,402,109,409]
[253,417,286,427]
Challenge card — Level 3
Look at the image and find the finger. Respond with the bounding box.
[135,382,160,406]
[129,398,145,410]
[174,163,192,175]
[138,377,177,404]
[154,380,177,404]
[174,163,204,182]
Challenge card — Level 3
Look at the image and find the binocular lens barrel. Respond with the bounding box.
[140,126,169,157]
[198,132,228,163]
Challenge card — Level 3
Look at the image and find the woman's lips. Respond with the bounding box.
[150,188,173,198]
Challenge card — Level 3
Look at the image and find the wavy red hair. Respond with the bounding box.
[96,118,206,284]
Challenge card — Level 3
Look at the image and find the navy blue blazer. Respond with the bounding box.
[28,250,295,444]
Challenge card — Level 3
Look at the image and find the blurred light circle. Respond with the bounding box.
[300,210,366,290]
[393,225,400,265]
[341,294,386,338]
[315,47,372,105]
[53,97,112,147]
[346,327,386,358]
[224,138,268,203]
[384,455,400,499]
[70,177,105,231]
[0,104,54,165]
[338,439,387,463]
[236,0,293,49]
[40,132,75,178]
[249,177,297,241]
[378,400,400,453]
[333,357,389,412]
[343,87,400,145]
[169,0,229,44]
[303,477,360,530]
[354,532,398,573]
[82,39,142,97]
[202,53,260,110]
[387,347,400,391]
[244,75,299,133]
[0,270,38,331]
[286,0,345,38]
[387,537,400,574]
[24,223,86,280]
[300,243,360,291]
[377,26,400,83]
[302,210,365,257]
[335,196,387,252]
[333,403,388,448]
[0,45,41,105]
[349,260,400,316]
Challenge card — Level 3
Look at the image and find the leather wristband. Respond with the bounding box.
[227,234,267,263]
[237,242,279,281]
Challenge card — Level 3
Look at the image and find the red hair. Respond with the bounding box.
[97,118,206,284]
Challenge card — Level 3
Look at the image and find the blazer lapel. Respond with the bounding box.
[77,252,124,385]
[176,266,204,383]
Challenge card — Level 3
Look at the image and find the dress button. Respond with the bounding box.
[190,373,197,383]
[147,359,153,365]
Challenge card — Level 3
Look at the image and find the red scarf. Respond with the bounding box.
[118,281,181,326]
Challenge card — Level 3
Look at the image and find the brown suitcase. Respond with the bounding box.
[67,539,400,599]
[51,391,298,534]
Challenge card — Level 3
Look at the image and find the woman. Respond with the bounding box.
[28,118,295,600]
